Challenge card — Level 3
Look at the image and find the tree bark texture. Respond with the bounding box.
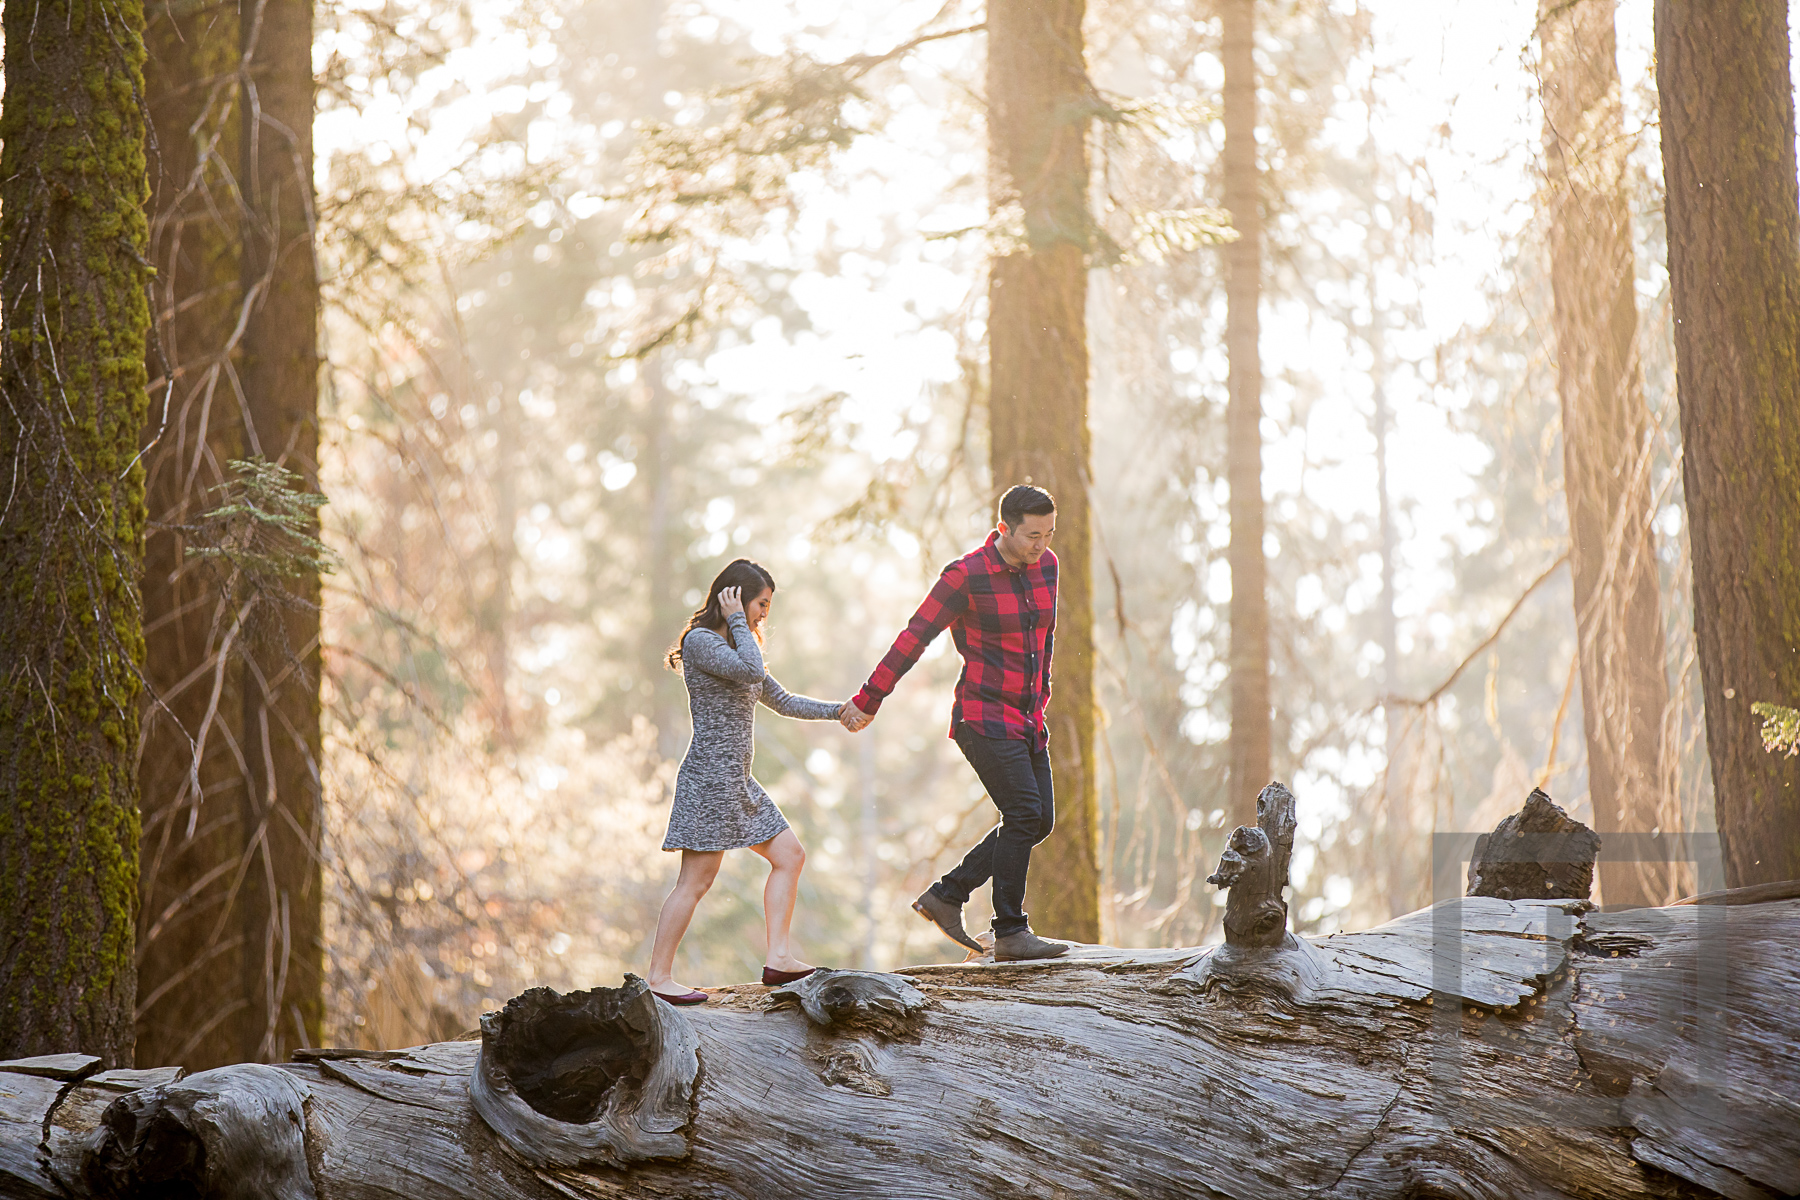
[1654,0,1800,887]
[136,0,257,1073]
[1223,0,1271,827]
[133,0,326,1070]
[1539,0,1678,908]
[4,895,1797,1199]
[0,0,152,1068]
[234,0,326,1063]
[986,0,1101,942]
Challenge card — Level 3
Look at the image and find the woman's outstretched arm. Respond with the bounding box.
[681,613,766,684]
[758,673,844,720]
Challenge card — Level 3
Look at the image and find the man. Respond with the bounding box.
[840,485,1069,962]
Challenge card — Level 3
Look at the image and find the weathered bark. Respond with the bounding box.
[1540,0,1678,909]
[136,0,256,1073]
[1654,0,1800,886]
[5,893,1798,1199]
[235,0,326,1063]
[0,0,151,1067]
[1223,0,1271,826]
[986,0,1101,941]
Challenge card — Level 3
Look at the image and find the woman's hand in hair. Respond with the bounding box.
[718,586,745,618]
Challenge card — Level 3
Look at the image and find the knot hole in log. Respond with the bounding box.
[469,975,698,1170]
[483,984,655,1123]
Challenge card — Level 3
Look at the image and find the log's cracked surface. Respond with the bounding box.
[3,896,1798,1199]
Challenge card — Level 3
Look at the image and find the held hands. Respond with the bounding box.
[718,586,744,618]
[837,699,875,733]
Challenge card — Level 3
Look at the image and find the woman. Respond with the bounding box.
[645,558,846,1004]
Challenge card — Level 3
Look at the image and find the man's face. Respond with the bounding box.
[997,511,1056,565]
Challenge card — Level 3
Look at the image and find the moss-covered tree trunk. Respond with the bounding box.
[135,0,256,1071]
[0,0,152,1068]
[1540,0,1677,908]
[234,0,325,1062]
[986,0,1101,942]
[1222,0,1270,826]
[1654,0,1800,887]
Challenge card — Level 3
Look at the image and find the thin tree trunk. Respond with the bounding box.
[1371,307,1413,919]
[1653,0,1800,887]
[235,0,324,1062]
[1540,0,1677,908]
[136,0,257,1072]
[644,355,682,758]
[986,0,1101,942]
[483,387,519,742]
[1223,0,1270,826]
[0,0,152,1068]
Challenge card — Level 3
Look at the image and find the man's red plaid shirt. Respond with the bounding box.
[851,531,1056,747]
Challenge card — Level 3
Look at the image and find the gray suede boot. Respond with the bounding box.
[912,890,983,954]
[992,929,1070,962]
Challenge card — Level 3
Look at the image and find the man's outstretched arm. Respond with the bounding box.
[842,563,970,730]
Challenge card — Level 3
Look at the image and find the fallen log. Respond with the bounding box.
[3,792,1796,1199]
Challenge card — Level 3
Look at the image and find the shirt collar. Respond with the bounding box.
[983,529,1027,574]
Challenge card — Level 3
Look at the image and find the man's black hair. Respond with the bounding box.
[998,484,1056,529]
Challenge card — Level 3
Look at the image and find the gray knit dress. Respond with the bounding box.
[663,612,841,852]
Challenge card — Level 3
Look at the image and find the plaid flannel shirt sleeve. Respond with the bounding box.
[851,563,971,714]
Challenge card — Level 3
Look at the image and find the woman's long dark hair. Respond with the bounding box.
[664,558,778,670]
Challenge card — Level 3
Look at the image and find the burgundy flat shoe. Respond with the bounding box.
[761,965,820,987]
[651,988,708,1006]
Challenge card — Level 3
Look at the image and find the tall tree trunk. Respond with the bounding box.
[136,0,255,1072]
[1653,0,1800,887]
[0,0,151,1068]
[1223,0,1270,826]
[1540,0,1678,908]
[986,0,1100,942]
[235,0,324,1061]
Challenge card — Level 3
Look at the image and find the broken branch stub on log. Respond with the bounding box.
[1207,779,1298,949]
[766,968,930,1037]
[78,1063,314,1200]
[1467,787,1600,901]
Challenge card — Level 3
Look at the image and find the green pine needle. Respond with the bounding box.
[1751,702,1800,758]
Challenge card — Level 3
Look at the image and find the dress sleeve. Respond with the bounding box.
[758,674,843,721]
[681,613,766,684]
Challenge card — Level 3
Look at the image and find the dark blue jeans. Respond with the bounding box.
[932,726,1055,937]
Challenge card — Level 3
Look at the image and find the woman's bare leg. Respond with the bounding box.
[750,830,811,973]
[645,850,723,993]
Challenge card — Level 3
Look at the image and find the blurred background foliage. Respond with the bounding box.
[298,0,1708,1045]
